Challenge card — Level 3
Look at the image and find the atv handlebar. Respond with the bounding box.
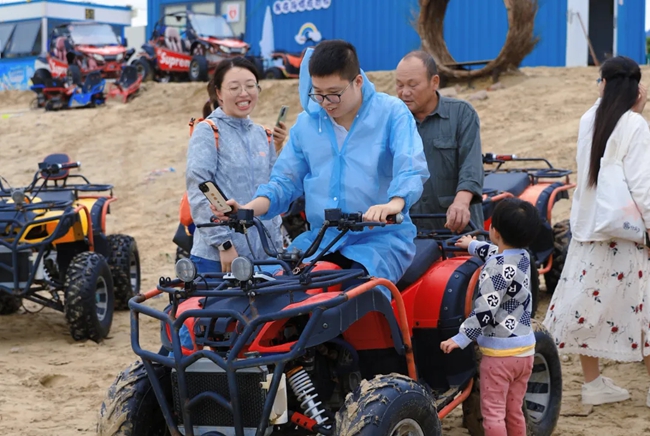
[38,161,81,175]
[196,208,403,270]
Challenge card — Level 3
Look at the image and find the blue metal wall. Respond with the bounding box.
[442,0,567,67]
[146,0,647,70]
[616,0,646,64]
[244,0,421,72]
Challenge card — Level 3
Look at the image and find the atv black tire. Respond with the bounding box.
[135,58,152,82]
[64,252,114,342]
[97,359,171,436]
[107,234,140,310]
[264,67,285,80]
[544,219,571,294]
[462,320,562,436]
[336,373,442,436]
[0,292,21,315]
[189,55,209,82]
[67,64,82,86]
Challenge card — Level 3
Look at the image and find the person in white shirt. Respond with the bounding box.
[543,55,650,407]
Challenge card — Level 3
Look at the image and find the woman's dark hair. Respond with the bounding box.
[203,56,261,118]
[589,56,641,187]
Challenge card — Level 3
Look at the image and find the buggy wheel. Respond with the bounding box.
[97,359,171,436]
[189,55,208,82]
[0,292,21,315]
[544,219,571,294]
[64,252,114,342]
[461,320,562,436]
[107,234,141,310]
[264,67,285,80]
[336,373,442,435]
[135,58,152,82]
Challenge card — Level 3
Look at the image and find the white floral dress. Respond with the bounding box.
[543,238,650,362]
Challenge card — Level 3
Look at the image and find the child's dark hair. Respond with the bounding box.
[491,198,542,248]
[308,39,360,81]
[203,56,261,117]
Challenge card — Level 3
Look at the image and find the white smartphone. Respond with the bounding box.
[198,181,232,213]
[276,105,289,126]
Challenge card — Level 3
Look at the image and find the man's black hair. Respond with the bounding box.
[308,39,360,81]
[491,198,542,248]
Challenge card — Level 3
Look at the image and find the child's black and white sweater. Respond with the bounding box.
[451,240,536,357]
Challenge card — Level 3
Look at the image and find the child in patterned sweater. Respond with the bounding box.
[441,198,542,436]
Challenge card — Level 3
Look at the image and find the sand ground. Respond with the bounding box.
[1,65,650,435]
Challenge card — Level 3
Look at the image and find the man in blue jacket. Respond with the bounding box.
[213,40,430,298]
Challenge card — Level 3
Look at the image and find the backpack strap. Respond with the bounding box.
[189,117,219,146]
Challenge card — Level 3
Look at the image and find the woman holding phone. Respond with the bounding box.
[186,56,288,273]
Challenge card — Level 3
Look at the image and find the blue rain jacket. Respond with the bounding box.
[255,47,430,295]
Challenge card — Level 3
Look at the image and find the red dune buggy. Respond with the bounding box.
[31,21,139,105]
[134,11,259,83]
[98,209,561,436]
[482,153,575,294]
[44,22,135,84]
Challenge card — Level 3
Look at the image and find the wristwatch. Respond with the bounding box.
[218,240,233,251]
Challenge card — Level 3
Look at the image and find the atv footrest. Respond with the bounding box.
[171,358,268,434]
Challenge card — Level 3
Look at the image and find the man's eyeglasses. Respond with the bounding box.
[226,82,261,97]
[308,80,353,104]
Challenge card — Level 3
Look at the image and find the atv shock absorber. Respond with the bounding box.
[286,366,329,427]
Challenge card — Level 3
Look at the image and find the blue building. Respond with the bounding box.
[145,0,646,72]
[0,0,132,90]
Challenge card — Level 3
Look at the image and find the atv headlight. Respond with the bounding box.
[92,53,104,62]
[175,258,197,282]
[232,257,253,282]
[220,46,231,54]
[115,53,123,62]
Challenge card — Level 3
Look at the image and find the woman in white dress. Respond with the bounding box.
[543,56,650,407]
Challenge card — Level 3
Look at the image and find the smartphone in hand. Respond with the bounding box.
[276,105,289,127]
[198,181,232,213]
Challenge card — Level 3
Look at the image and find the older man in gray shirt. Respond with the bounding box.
[396,50,484,232]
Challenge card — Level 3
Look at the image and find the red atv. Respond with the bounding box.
[482,153,575,294]
[134,10,258,83]
[264,49,307,80]
[98,209,562,436]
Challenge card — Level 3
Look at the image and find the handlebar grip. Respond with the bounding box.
[386,213,404,224]
[59,161,81,170]
[495,154,516,161]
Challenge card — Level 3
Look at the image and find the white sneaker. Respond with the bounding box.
[581,376,630,405]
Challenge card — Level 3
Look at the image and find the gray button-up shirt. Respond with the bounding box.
[410,92,484,231]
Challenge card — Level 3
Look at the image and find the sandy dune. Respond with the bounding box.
[1,65,650,435]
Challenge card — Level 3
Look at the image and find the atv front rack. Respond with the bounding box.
[129,273,416,436]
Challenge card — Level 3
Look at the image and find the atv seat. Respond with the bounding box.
[397,238,442,291]
[117,65,139,88]
[483,172,531,198]
[40,153,72,181]
[34,190,75,204]
[81,72,103,94]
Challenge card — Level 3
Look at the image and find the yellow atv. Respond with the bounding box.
[0,154,140,342]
